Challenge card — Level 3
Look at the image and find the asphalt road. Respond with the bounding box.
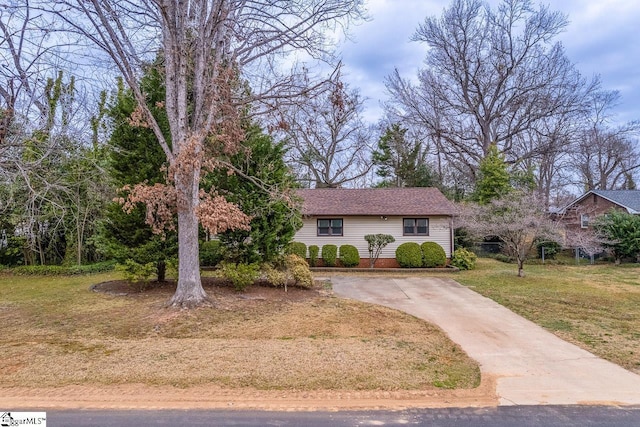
[44,406,640,426]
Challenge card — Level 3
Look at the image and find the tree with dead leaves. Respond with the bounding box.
[47,0,364,307]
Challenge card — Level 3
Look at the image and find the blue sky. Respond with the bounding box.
[336,0,640,126]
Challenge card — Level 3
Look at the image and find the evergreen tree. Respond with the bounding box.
[472,144,511,204]
[95,66,177,281]
[593,209,640,263]
[211,123,302,264]
[373,124,437,188]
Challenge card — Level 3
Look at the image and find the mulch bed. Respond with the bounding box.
[91,277,325,304]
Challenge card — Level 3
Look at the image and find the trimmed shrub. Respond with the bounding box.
[116,259,156,282]
[308,245,319,267]
[199,240,224,266]
[451,248,477,270]
[396,242,423,268]
[321,244,338,267]
[285,254,313,288]
[217,262,260,291]
[339,244,360,267]
[10,261,116,276]
[261,263,287,287]
[285,241,307,260]
[421,242,447,268]
[261,254,313,291]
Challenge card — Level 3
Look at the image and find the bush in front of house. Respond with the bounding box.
[421,242,447,267]
[339,244,360,267]
[260,254,313,291]
[321,244,338,267]
[308,245,319,267]
[217,261,261,291]
[396,242,423,268]
[285,241,307,260]
[285,254,313,288]
[450,248,477,270]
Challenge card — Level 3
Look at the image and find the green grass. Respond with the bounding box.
[456,258,640,374]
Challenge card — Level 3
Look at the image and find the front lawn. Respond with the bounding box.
[456,258,640,374]
[0,271,480,391]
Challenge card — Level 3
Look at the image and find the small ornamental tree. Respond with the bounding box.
[565,229,607,265]
[364,234,395,268]
[460,191,561,277]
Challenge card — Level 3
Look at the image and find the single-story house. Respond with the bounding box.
[294,187,455,267]
[560,189,640,230]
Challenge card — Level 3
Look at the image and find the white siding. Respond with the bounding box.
[294,215,452,258]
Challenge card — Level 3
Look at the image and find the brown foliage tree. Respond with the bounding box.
[50,0,364,307]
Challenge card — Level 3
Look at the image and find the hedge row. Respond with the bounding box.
[4,261,116,275]
[395,242,447,268]
[286,242,362,268]
[287,240,457,269]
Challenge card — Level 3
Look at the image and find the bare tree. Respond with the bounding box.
[565,228,607,265]
[0,3,103,265]
[572,90,640,190]
[278,68,373,188]
[47,0,364,307]
[0,1,59,200]
[513,114,580,209]
[385,0,590,181]
[459,191,561,277]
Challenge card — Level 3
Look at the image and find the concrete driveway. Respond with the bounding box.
[330,275,640,406]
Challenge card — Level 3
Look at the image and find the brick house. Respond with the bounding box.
[560,190,640,230]
[293,188,455,268]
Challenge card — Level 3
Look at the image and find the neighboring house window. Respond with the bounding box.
[317,218,343,236]
[580,214,589,228]
[404,218,429,235]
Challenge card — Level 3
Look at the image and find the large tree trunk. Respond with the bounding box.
[168,168,207,308]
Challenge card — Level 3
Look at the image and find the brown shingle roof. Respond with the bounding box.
[297,188,455,216]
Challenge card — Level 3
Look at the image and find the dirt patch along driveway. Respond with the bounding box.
[331,275,640,406]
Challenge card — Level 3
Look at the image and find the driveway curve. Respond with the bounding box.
[331,275,640,406]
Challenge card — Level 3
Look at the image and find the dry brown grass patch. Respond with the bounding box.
[0,274,480,391]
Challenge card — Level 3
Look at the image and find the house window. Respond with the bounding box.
[317,218,343,236]
[580,214,589,228]
[404,218,429,235]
